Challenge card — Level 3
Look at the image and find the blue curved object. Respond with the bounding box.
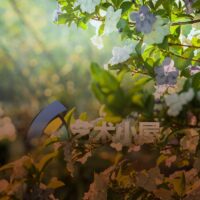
[27,101,67,140]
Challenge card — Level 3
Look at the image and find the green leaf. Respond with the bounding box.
[192,72,200,90]
[79,112,88,120]
[47,177,65,189]
[170,172,185,197]
[98,23,105,36]
[120,2,133,14]
[192,37,200,47]
[90,63,127,115]
[192,0,200,9]
[181,24,192,37]
[117,19,128,30]
[173,48,194,70]
[64,107,76,125]
[101,2,112,9]
[161,0,172,16]
[155,0,163,9]
[111,0,123,8]
[43,137,60,148]
[77,20,88,30]
[135,41,143,57]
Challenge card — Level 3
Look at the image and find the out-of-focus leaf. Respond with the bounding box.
[64,107,76,125]
[90,63,126,115]
[173,48,194,70]
[169,172,185,196]
[36,151,58,172]
[120,2,132,14]
[192,72,200,90]
[47,177,65,189]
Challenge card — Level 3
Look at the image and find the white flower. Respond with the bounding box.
[99,9,107,17]
[165,93,182,117]
[144,16,170,45]
[90,19,102,34]
[164,88,194,117]
[165,93,179,107]
[167,102,182,117]
[104,6,122,35]
[108,39,137,65]
[108,46,132,65]
[91,35,104,49]
[179,88,194,105]
[90,20,104,49]
[75,0,100,14]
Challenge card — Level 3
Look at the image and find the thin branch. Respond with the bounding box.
[160,48,200,63]
[169,43,200,49]
[171,19,200,26]
[168,51,200,63]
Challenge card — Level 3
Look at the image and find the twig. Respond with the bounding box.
[169,51,200,63]
[160,49,200,63]
[169,43,200,49]
[171,19,200,26]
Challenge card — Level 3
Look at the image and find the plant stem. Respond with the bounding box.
[171,19,200,26]
[161,49,200,63]
[169,43,200,49]
[169,51,200,63]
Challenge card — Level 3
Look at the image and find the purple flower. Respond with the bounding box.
[130,6,156,34]
[154,57,179,86]
[189,65,200,75]
[185,0,195,14]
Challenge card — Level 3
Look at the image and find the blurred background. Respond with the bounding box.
[0,0,120,162]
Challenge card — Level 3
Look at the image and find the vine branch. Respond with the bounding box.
[161,49,200,63]
[93,15,200,27]
[171,19,200,26]
[169,43,200,49]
